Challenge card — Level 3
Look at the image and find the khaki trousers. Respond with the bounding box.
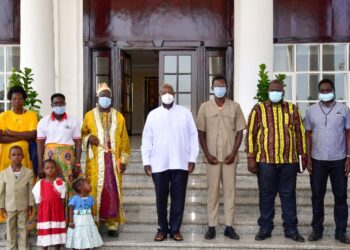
[206,162,237,227]
[6,210,28,250]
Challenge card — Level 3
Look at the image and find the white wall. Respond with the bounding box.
[21,0,83,121]
[54,0,84,123]
[234,0,274,117]
[20,0,55,116]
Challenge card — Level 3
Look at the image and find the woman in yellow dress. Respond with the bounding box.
[81,83,130,237]
[0,86,38,223]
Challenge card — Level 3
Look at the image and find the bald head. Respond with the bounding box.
[159,84,175,96]
[268,79,284,92]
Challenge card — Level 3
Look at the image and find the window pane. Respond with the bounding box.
[179,56,191,73]
[322,73,346,100]
[96,57,109,75]
[284,75,292,100]
[178,94,191,110]
[6,46,20,71]
[296,74,319,100]
[178,75,191,92]
[0,102,4,112]
[322,44,346,71]
[209,56,225,74]
[164,75,177,90]
[96,76,109,86]
[297,102,314,119]
[296,45,319,71]
[274,45,294,72]
[0,46,4,72]
[0,74,4,100]
[164,56,177,73]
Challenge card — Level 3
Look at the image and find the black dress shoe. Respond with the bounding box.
[335,234,350,244]
[308,231,323,241]
[204,227,216,240]
[224,226,239,240]
[285,232,305,242]
[255,229,271,241]
[108,230,119,237]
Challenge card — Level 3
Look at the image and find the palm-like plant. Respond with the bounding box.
[8,67,42,113]
[254,64,286,103]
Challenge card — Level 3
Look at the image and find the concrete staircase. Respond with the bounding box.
[1,146,350,249]
[104,148,350,249]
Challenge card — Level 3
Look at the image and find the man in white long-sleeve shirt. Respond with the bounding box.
[141,84,199,242]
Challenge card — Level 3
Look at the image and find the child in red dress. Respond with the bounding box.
[32,159,66,249]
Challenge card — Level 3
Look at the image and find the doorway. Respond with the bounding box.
[87,46,231,135]
[120,49,199,135]
[121,50,159,135]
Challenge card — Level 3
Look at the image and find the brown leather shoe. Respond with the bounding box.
[154,231,167,241]
[171,232,183,241]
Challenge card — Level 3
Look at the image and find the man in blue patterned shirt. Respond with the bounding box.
[305,78,350,244]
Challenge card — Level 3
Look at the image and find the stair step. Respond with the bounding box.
[119,211,340,235]
[4,232,349,250]
[125,164,307,178]
[123,203,334,216]
[123,210,338,227]
[122,184,342,199]
[129,150,248,163]
[122,176,348,191]
[100,233,349,250]
[123,196,349,209]
[127,162,251,175]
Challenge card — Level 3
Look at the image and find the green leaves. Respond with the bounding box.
[8,67,42,115]
[254,64,286,103]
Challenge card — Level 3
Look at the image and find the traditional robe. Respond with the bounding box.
[81,107,130,226]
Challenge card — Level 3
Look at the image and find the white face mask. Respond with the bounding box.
[161,93,174,105]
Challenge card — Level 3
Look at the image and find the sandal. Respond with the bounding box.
[154,231,167,241]
[171,232,183,241]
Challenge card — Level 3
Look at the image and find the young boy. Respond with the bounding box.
[0,145,34,250]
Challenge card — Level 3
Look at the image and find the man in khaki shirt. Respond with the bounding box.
[196,75,246,240]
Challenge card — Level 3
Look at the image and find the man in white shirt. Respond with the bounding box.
[37,93,82,197]
[141,84,199,242]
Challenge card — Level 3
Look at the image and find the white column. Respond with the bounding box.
[234,0,274,117]
[20,0,55,116]
[54,0,84,123]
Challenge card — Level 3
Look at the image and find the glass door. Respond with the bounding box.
[159,51,197,114]
[120,51,132,134]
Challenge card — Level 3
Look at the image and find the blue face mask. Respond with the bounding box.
[319,92,334,102]
[98,97,112,108]
[213,87,227,98]
[52,106,65,115]
[268,91,283,103]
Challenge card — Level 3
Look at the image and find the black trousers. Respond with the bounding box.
[152,169,189,235]
[257,163,299,235]
[310,158,348,235]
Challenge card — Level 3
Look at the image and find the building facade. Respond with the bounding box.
[0,0,350,135]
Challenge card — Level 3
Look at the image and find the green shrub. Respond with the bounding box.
[8,67,42,114]
[254,64,286,103]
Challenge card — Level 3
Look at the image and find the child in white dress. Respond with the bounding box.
[66,178,103,249]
